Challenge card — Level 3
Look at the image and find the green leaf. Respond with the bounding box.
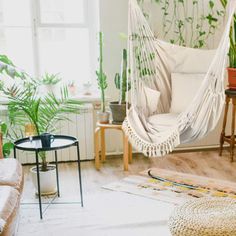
[209,0,214,9]
[206,14,218,25]
[0,55,14,66]
[0,123,7,134]
[3,142,14,157]
[199,31,206,37]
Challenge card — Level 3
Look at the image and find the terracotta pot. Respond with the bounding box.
[97,111,110,124]
[227,67,236,89]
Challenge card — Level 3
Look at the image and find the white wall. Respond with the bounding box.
[99,0,229,153]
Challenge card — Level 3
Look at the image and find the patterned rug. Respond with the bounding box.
[103,168,236,204]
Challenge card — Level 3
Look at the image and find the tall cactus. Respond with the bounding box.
[114,49,131,104]
[96,32,107,112]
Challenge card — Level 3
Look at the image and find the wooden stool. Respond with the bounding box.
[219,89,236,162]
[94,122,132,171]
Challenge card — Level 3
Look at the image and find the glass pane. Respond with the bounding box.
[0,28,35,75]
[39,0,85,24]
[0,0,31,26]
[38,28,91,88]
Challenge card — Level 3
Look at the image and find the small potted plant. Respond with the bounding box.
[41,73,61,93]
[220,0,236,89]
[227,18,236,89]
[109,49,131,124]
[96,32,109,124]
[83,81,92,95]
[68,80,77,96]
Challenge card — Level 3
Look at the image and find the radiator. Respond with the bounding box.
[0,103,94,164]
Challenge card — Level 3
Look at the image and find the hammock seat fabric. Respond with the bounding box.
[123,0,236,157]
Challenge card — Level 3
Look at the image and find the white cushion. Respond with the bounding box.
[170,73,205,114]
[157,40,216,73]
[142,86,160,115]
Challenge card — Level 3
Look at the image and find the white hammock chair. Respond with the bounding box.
[123,0,236,157]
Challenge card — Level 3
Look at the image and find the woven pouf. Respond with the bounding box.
[168,198,236,236]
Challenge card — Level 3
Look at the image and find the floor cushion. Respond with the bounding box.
[168,198,236,236]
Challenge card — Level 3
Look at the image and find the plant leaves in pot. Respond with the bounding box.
[221,0,236,89]
[110,49,131,124]
[227,23,236,89]
[0,58,82,195]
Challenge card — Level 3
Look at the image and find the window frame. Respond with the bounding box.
[35,0,89,28]
[5,0,99,86]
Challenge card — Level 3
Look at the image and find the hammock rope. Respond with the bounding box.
[123,0,236,157]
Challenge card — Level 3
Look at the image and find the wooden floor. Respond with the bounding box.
[18,149,236,236]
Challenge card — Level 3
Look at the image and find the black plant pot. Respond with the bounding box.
[109,101,128,124]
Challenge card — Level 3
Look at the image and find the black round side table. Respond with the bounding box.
[14,135,83,219]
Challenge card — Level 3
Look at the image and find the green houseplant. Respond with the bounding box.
[96,32,109,124]
[0,56,82,194]
[109,49,131,124]
[41,72,61,94]
[41,73,61,85]
[220,0,236,89]
[0,55,27,158]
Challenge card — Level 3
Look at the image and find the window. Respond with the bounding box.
[0,0,99,90]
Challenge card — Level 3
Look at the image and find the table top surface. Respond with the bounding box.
[14,135,77,151]
[96,122,122,128]
[225,89,236,96]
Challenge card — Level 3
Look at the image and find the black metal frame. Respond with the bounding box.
[14,135,83,219]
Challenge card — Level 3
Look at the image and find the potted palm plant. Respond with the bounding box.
[110,49,131,124]
[0,56,82,194]
[220,0,236,89]
[96,32,109,124]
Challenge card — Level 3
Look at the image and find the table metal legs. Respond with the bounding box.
[14,142,83,220]
[35,151,43,219]
[55,150,60,197]
[35,151,61,219]
[13,147,16,159]
[76,142,83,207]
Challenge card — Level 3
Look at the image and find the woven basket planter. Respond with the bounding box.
[168,198,236,236]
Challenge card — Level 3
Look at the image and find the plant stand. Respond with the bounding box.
[94,122,132,171]
[219,89,236,162]
[13,135,83,219]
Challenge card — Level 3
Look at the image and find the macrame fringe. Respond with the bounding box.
[122,118,180,157]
